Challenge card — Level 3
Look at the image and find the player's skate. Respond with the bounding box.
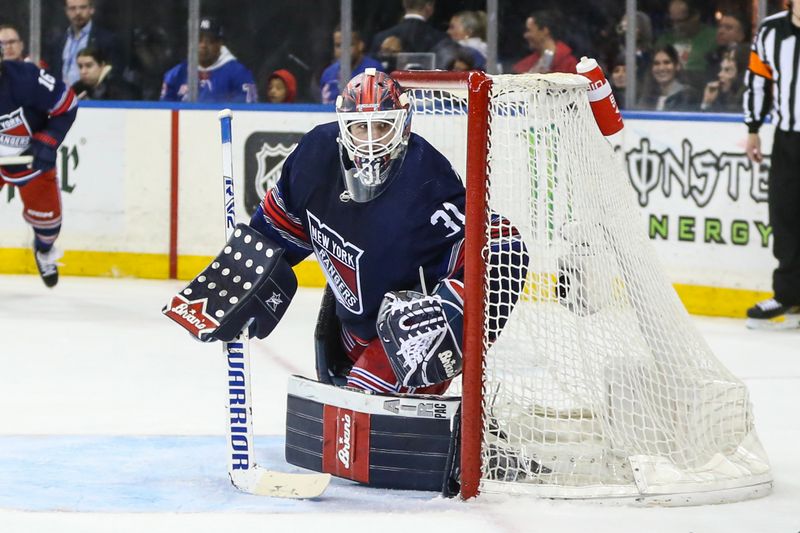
[34,245,63,288]
[746,298,800,330]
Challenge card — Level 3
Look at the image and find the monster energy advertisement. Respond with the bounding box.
[618,119,774,290]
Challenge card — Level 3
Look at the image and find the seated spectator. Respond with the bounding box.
[446,10,488,69]
[512,10,578,74]
[704,11,748,83]
[71,47,141,100]
[47,0,122,86]
[266,69,297,103]
[611,11,653,87]
[128,26,177,101]
[376,35,403,72]
[380,36,403,56]
[608,55,627,109]
[447,47,477,72]
[160,17,256,103]
[655,0,717,89]
[0,23,49,69]
[638,45,698,111]
[320,27,383,104]
[700,46,748,112]
[369,0,446,56]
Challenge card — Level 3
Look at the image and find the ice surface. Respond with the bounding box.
[0,275,797,533]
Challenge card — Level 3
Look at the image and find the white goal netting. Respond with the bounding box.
[402,72,771,504]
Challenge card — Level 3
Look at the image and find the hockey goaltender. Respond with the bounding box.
[164,69,526,495]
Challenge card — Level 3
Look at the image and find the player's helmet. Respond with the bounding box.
[336,68,411,202]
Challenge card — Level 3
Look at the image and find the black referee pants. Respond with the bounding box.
[768,129,800,305]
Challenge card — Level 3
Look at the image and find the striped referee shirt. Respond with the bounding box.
[744,10,800,133]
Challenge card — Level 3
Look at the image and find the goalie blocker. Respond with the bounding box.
[285,375,462,494]
[163,223,297,342]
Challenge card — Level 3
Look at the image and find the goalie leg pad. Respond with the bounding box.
[376,280,464,388]
[285,375,461,491]
[163,223,297,341]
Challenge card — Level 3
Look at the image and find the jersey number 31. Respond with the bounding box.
[431,202,465,237]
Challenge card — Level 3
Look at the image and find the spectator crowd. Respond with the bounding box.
[0,0,761,112]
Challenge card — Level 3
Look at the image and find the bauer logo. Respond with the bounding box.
[244,132,303,216]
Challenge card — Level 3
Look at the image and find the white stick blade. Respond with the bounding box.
[0,156,33,165]
[234,470,331,499]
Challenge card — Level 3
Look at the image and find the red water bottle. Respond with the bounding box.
[576,56,623,136]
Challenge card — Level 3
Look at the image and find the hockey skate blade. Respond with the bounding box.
[745,315,800,331]
[231,469,331,498]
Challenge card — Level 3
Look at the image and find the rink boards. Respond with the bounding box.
[0,103,775,316]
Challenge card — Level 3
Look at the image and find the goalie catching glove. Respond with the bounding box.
[163,223,297,342]
[377,279,464,388]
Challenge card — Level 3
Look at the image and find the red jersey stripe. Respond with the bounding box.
[262,192,308,241]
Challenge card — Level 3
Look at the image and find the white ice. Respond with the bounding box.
[0,275,797,533]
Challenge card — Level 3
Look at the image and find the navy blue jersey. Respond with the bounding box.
[0,60,78,183]
[251,122,466,340]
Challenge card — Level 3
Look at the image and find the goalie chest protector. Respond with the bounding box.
[285,375,461,492]
[254,122,466,341]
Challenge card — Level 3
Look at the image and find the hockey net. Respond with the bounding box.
[392,71,772,504]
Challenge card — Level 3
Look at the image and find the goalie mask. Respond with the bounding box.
[336,68,411,203]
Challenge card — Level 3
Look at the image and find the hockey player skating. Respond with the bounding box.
[0,56,78,287]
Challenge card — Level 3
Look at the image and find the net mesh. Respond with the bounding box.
[403,73,771,499]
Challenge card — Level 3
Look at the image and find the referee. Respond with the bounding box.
[743,1,800,327]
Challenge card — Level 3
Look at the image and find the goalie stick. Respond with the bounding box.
[217,109,330,498]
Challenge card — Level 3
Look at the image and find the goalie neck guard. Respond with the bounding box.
[336,68,411,203]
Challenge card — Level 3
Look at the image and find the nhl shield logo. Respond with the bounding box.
[307,211,365,314]
[244,132,303,215]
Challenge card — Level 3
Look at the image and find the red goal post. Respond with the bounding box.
[392,70,490,500]
[391,70,772,505]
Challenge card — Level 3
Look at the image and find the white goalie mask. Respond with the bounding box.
[335,68,411,203]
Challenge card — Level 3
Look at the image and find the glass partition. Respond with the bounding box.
[4,0,774,106]
[0,1,31,64]
[39,0,187,101]
[766,0,787,16]
[629,0,754,112]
